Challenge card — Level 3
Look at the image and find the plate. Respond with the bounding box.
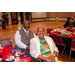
[5,55,15,61]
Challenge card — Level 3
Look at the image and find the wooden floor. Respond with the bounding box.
[0,21,75,62]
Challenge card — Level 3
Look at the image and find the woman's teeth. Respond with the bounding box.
[40,34,43,36]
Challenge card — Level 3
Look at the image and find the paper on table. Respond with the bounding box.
[56,60,62,62]
[53,60,62,62]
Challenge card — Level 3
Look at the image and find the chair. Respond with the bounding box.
[0,37,12,47]
[69,39,75,61]
[47,28,53,34]
[54,27,62,29]
[69,25,73,27]
[53,33,67,58]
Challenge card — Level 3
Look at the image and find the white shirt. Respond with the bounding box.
[30,36,59,60]
[15,28,36,49]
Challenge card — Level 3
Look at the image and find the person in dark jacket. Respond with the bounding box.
[2,15,6,29]
[64,17,71,28]
[71,17,75,27]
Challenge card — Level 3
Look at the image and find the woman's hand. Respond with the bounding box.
[46,51,58,62]
[47,55,55,62]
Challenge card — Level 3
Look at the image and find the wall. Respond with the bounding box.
[32,12,47,22]
[8,12,12,25]
[48,12,75,21]
[6,12,26,25]
[1,12,75,25]
[0,12,2,20]
[32,12,75,22]
[0,12,2,25]
[23,12,31,22]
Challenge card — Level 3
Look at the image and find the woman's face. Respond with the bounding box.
[37,27,45,39]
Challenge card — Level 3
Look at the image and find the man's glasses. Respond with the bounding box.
[24,27,30,28]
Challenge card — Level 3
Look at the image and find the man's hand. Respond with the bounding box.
[26,46,30,50]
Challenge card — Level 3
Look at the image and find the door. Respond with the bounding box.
[20,12,23,24]
[11,12,18,24]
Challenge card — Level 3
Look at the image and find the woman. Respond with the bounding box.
[30,27,59,62]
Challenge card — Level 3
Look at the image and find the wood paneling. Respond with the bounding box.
[11,12,18,24]
[48,12,75,18]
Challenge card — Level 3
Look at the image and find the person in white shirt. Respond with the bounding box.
[15,20,36,52]
[30,27,59,62]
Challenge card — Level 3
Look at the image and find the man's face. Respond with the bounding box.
[24,24,30,31]
[24,21,30,31]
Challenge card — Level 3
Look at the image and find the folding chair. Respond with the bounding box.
[0,37,12,47]
[47,28,53,35]
[54,27,62,29]
[53,33,67,58]
[69,39,75,61]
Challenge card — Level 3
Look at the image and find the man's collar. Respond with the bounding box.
[23,28,29,33]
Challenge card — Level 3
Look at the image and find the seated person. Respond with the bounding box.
[71,17,75,27]
[30,27,59,62]
[71,17,74,23]
[15,20,36,53]
[64,17,71,28]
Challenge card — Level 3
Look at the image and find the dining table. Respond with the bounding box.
[49,27,75,57]
[0,47,40,62]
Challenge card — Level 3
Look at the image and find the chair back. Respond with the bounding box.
[54,27,62,29]
[71,39,75,49]
[0,37,12,47]
[47,28,53,33]
[53,34,63,43]
[69,25,73,27]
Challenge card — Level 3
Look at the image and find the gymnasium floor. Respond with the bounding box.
[0,21,75,62]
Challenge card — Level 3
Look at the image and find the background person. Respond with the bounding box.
[1,15,6,29]
[64,17,71,28]
[70,17,74,23]
[71,17,75,27]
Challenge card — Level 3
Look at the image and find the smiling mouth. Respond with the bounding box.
[40,34,44,36]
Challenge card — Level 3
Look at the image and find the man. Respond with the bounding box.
[15,20,36,52]
[64,17,71,28]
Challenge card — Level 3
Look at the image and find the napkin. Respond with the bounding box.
[2,46,12,60]
[67,34,75,38]
[67,27,74,32]
[19,57,33,62]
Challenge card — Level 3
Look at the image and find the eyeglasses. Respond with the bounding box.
[25,24,30,25]
[38,30,45,32]
[24,27,30,28]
